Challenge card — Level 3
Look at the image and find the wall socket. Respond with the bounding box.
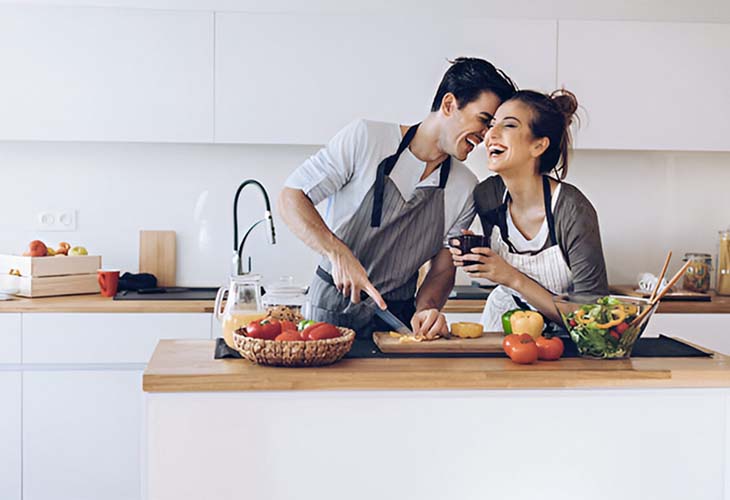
[36,210,77,231]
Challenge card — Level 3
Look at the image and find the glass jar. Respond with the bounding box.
[262,276,308,321]
[215,274,266,348]
[682,252,712,293]
[718,230,730,296]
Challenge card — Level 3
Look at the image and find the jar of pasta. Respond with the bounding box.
[718,230,730,296]
[682,252,712,293]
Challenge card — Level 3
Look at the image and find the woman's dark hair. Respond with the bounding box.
[431,57,518,112]
[508,89,579,179]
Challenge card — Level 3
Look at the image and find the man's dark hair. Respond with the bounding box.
[430,57,517,112]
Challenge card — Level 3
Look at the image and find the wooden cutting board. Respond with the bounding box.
[373,331,504,354]
[139,230,176,287]
[610,285,711,302]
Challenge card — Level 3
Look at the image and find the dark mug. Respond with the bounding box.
[451,234,488,266]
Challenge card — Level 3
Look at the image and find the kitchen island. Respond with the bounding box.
[143,339,730,500]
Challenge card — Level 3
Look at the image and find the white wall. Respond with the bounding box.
[1,141,728,288]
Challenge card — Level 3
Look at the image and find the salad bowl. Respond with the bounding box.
[553,295,659,359]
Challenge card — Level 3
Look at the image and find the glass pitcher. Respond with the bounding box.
[215,274,266,349]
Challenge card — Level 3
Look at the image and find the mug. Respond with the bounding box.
[97,269,120,297]
[452,234,489,265]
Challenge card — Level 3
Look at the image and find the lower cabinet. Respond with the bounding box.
[23,370,143,500]
[0,372,21,500]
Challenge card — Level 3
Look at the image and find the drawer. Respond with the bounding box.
[22,313,211,364]
[0,314,21,364]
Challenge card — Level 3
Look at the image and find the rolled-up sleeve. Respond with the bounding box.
[284,119,367,206]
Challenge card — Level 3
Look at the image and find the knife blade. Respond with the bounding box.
[374,307,413,335]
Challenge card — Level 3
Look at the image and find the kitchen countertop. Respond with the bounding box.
[142,338,730,392]
[1,289,730,314]
[0,294,213,313]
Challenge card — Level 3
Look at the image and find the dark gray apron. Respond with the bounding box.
[308,123,451,336]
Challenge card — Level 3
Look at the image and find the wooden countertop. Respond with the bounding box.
[142,339,730,392]
[0,294,213,313]
[1,287,728,314]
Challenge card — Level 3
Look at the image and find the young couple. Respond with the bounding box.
[278,57,608,338]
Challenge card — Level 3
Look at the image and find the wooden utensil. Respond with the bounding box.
[649,251,672,303]
[139,230,176,287]
[631,259,693,327]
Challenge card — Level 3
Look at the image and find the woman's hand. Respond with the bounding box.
[449,229,474,268]
[411,308,449,340]
[462,247,522,288]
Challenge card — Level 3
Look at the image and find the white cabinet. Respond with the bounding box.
[23,370,142,500]
[644,313,730,355]
[0,373,21,500]
[0,5,214,142]
[215,13,557,144]
[22,313,211,364]
[0,314,21,364]
[558,20,730,151]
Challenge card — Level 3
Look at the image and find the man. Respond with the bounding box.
[278,57,517,338]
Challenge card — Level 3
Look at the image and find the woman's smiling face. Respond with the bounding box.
[485,99,548,174]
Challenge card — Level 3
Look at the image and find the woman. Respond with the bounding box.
[451,89,608,331]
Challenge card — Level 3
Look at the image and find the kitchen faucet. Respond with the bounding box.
[232,179,276,275]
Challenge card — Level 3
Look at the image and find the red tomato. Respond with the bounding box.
[307,323,341,340]
[535,335,564,361]
[615,322,629,335]
[275,329,304,341]
[280,320,297,332]
[502,333,533,354]
[246,319,281,340]
[301,322,326,339]
[509,338,539,364]
[609,330,620,340]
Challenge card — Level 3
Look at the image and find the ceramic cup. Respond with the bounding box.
[452,234,489,266]
[97,269,121,297]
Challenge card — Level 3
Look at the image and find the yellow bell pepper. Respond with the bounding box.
[505,310,544,339]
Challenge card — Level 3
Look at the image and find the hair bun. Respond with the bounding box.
[550,89,579,124]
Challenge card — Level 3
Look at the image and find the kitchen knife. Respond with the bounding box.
[373,307,413,335]
[315,266,414,334]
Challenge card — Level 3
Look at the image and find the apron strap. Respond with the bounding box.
[371,124,451,228]
[542,175,558,246]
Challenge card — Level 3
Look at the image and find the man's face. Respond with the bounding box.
[441,91,501,161]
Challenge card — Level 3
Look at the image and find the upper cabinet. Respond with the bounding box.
[558,20,730,151]
[0,5,214,143]
[214,14,557,144]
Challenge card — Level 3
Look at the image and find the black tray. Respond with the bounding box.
[214,335,710,360]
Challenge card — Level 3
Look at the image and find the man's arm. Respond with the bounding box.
[410,248,454,338]
[277,188,386,309]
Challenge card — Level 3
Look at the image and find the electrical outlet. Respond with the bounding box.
[36,210,77,231]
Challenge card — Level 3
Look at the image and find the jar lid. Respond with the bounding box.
[683,252,712,259]
[265,276,307,295]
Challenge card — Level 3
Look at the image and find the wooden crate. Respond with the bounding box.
[0,254,102,297]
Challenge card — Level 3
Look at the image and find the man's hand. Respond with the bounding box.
[328,248,387,310]
[411,308,449,339]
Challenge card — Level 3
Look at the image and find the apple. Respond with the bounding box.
[28,240,47,257]
[68,246,88,256]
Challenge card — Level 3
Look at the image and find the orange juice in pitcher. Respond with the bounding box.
[214,274,265,348]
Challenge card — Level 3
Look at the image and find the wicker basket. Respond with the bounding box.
[232,326,355,367]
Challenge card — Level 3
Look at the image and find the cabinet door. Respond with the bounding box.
[558,20,730,151]
[0,5,214,142]
[23,370,142,500]
[22,313,211,364]
[0,373,21,500]
[0,314,21,364]
[215,13,556,144]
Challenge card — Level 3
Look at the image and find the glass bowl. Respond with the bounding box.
[552,294,658,359]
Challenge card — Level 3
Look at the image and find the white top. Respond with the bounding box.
[285,119,478,244]
[504,184,561,252]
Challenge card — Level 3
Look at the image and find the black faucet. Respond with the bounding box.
[232,179,276,275]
